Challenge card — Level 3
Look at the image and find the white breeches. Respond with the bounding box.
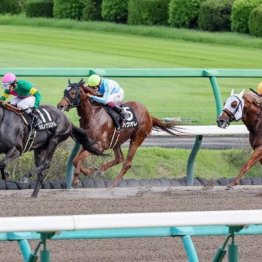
[106,91,124,106]
[10,96,35,110]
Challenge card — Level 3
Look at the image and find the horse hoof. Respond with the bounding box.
[1,171,9,180]
[226,184,234,190]
[72,179,80,189]
[20,176,29,184]
[94,171,104,177]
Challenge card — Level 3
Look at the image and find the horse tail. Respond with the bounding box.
[71,125,104,156]
[151,116,181,136]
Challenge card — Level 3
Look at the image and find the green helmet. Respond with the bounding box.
[87,74,101,87]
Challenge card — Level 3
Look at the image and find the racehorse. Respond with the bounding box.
[57,79,179,187]
[217,89,262,188]
[0,102,103,198]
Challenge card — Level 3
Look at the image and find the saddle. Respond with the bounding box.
[104,104,138,130]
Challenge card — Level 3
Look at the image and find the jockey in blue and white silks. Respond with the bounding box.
[87,74,128,129]
[89,78,124,105]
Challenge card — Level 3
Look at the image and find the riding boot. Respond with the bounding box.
[26,109,40,130]
[114,105,128,121]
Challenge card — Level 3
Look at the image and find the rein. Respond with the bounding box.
[0,102,23,115]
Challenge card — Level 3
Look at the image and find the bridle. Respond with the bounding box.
[62,84,82,110]
[223,95,244,123]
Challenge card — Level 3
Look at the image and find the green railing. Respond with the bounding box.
[0,68,261,187]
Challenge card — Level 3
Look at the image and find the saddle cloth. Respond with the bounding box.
[23,108,57,131]
[104,104,138,130]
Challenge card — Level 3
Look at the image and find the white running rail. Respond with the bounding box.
[0,209,261,232]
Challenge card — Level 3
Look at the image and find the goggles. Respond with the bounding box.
[2,82,12,89]
[89,85,99,89]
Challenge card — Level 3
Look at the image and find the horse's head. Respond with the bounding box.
[57,78,85,111]
[217,89,245,128]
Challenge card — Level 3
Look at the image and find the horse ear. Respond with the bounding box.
[239,89,245,98]
[68,79,71,85]
[230,89,234,96]
[80,78,85,85]
[78,78,84,86]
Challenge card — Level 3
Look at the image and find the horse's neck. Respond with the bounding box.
[243,100,262,131]
[77,99,106,128]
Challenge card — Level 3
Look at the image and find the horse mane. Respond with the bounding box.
[243,91,262,107]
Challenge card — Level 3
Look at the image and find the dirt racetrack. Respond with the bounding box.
[1,186,262,262]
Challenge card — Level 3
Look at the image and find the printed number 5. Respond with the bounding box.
[122,107,133,121]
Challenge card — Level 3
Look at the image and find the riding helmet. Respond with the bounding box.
[257,81,262,95]
[87,74,101,88]
[2,72,16,89]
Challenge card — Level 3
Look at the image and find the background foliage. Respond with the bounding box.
[128,0,169,26]
[198,0,234,31]
[231,0,262,33]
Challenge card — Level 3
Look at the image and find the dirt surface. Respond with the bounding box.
[0,186,262,262]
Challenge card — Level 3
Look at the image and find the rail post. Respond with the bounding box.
[66,143,80,189]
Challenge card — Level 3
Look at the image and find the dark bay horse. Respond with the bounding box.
[57,79,179,187]
[217,89,262,188]
[0,102,102,197]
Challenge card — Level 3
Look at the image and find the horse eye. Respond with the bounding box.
[231,101,238,108]
[69,90,76,98]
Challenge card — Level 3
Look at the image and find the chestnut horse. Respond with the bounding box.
[57,79,179,187]
[217,89,262,188]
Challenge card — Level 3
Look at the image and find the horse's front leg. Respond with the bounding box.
[228,146,262,189]
[0,147,21,180]
[72,148,95,187]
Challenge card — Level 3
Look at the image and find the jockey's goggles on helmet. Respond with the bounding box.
[2,82,12,89]
[89,85,99,89]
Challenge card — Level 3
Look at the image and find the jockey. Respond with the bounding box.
[257,81,262,95]
[0,72,42,128]
[87,74,128,130]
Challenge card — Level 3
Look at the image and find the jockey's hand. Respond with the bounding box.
[32,107,37,114]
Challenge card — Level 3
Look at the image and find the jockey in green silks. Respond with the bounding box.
[0,72,42,127]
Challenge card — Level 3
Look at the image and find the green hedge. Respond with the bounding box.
[168,0,205,28]
[26,0,53,18]
[231,0,262,33]
[249,4,262,37]
[0,0,22,14]
[198,0,234,31]
[53,0,83,20]
[81,0,102,21]
[128,0,169,26]
[101,0,128,23]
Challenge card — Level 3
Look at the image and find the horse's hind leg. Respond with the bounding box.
[31,142,59,198]
[112,134,147,187]
[98,146,124,173]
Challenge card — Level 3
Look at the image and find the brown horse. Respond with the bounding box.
[57,79,179,187]
[217,89,262,188]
